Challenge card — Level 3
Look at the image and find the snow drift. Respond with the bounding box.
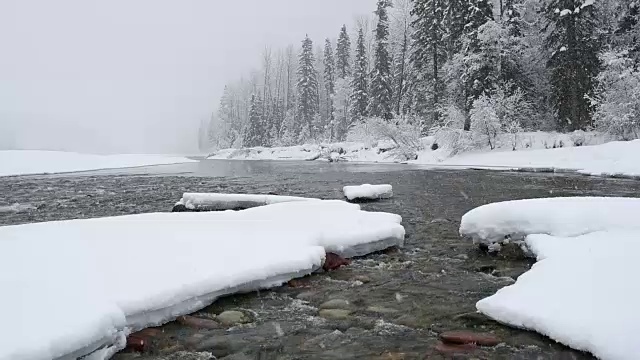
[460,197,640,360]
[0,150,196,177]
[0,200,404,360]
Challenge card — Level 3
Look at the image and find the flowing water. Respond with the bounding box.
[2,160,639,360]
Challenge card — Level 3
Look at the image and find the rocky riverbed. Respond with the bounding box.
[2,161,639,359]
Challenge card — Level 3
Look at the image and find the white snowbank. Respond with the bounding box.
[0,150,196,177]
[207,132,640,179]
[343,184,393,201]
[460,197,640,360]
[460,197,640,246]
[438,140,640,177]
[177,192,317,211]
[0,200,404,360]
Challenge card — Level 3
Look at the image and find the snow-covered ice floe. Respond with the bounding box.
[460,197,640,360]
[0,200,403,360]
[343,184,393,201]
[460,197,640,247]
[0,150,196,177]
[175,192,317,211]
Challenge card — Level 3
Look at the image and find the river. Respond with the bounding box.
[2,160,639,359]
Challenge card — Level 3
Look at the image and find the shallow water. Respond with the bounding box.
[2,160,639,359]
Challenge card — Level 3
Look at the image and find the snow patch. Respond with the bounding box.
[0,150,196,177]
[0,200,404,360]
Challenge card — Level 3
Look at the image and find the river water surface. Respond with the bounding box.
[2,160,639,359]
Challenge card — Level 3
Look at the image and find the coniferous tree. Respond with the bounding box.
[390,0,414,116]
[324,39,336,95]
[336,25,352,79]
[296,35,320,138]
[444,0,468,56]
[616,1,640,62]
[350,28,370,121]
[544,0,601,131]
[368,0,394,120]
[411,0,447,121]
[323,39,336,135]
[503,0,523,37]
[244,94,265,147]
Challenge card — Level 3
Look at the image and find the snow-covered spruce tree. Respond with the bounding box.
[615,1,640,63]
[390,0,415,116]
[461,0,495,105]
[440,0,494,130]
[544,0,601,131]
[244,94,265,147]
[332,77,352,141]
[411,0,447,122]
[350,28,370,121]
[336,25,352,79]
[323,38,336,137]
[502,0,524,37]
[323,39,336,96]
[593,50,640,140]
[296,35,320,140]
[368,0,394,120]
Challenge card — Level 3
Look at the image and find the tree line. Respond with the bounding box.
[206,0,640,150]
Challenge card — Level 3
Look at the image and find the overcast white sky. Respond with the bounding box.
[0,0,374,154]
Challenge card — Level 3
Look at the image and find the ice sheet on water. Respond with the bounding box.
[459,197,640,246]
[0,200,404,360]
[343,184,393,201]
[177,192,317,211]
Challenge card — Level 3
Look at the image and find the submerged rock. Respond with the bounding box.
[216,310,249,326]
[318,309,352,320]
[323,252,351,271]
[440,330,501,347]
[319,299,351,310]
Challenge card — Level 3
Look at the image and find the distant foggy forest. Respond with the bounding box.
[203,0,640,154]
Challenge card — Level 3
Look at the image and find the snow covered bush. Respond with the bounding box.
[430,104,476,155]
[347,117,423,160]
[470,95,501,150]
[469,85,532,150]
[592,50,640,140]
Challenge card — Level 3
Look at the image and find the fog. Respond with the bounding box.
[0,0,374,154]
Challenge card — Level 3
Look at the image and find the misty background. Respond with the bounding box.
[0,0,373,154]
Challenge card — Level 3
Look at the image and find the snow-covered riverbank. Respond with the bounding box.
[0,150,196,177]
[208,132,640,178]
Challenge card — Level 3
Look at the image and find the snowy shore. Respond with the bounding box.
[0,150,196,177]
[208,132,640,179]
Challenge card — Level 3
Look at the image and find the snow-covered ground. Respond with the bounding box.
[439,139,640,177]
[208,132,640,178]
[460,197,640,360]
[0,200,404,360]
[0,150,196,177]
[343,184,393,201]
